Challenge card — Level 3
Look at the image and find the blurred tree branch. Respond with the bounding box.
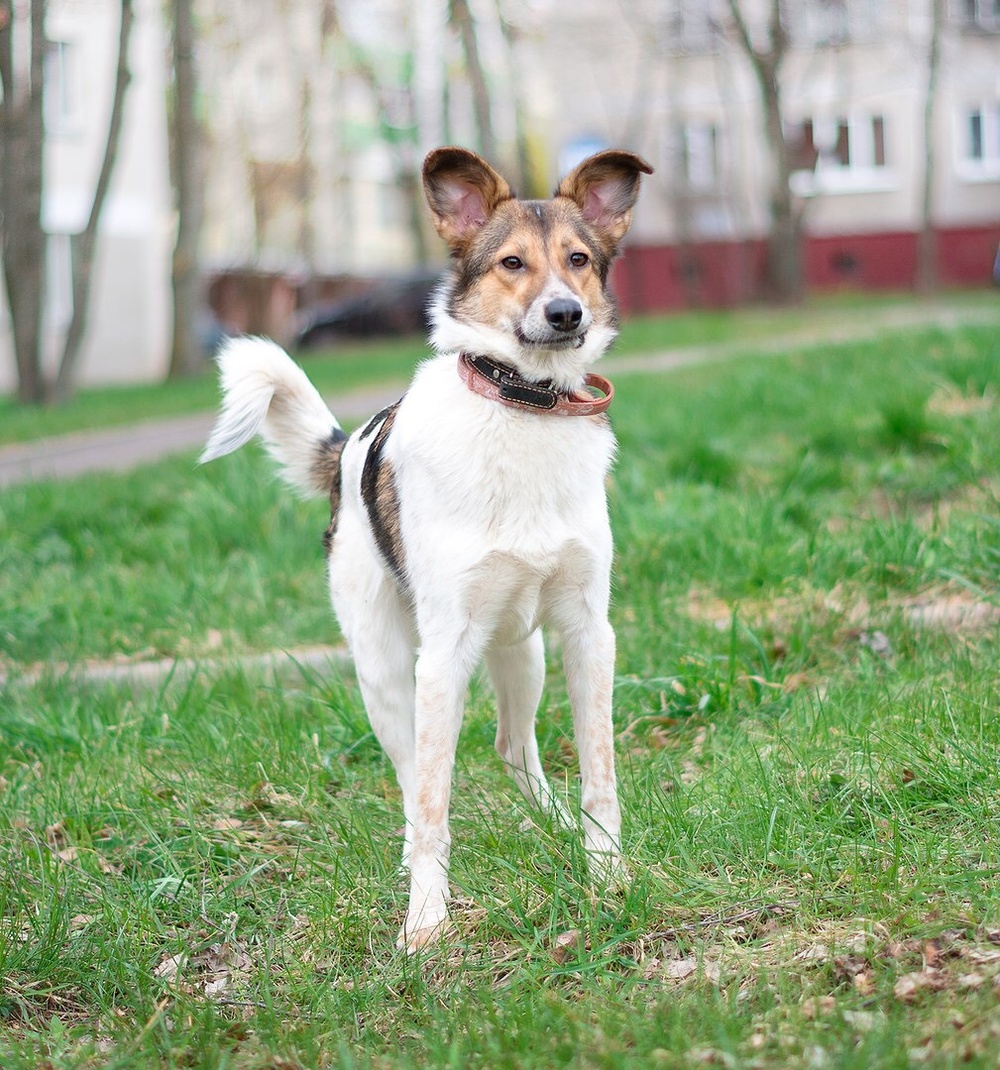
[724,0,803,303]
[55,0,135,399]
[167,0,203,378]
[0,0,47,402]
[916,0,945,294]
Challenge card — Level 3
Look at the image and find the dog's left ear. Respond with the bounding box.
[556,151,654,249]
[423,147,513,251]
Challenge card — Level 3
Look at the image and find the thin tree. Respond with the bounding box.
[54,0,134,399]
[350,50,430,264]
[449,0,496,162]
[167,0,203,378]
[0,0,47,403]
[725,0,803,303]
[0,0,135,403]
[915,0,945,294]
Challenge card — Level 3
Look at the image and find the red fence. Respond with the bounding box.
[611,224,1000,314]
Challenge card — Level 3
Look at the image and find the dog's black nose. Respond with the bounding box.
[545,298,583,332]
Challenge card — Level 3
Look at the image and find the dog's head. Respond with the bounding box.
[423,147,653,389]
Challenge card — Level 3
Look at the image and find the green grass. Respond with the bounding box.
[2,312,1000,1067]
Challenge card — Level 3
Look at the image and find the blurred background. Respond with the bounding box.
[0,0,998,402]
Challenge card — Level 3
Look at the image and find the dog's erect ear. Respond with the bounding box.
[422,147,513,249]
[556,151,654,249]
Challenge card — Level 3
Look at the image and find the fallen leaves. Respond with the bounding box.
[153,939,256,1003]
[549,929,582,965]
[894,969,946,1002]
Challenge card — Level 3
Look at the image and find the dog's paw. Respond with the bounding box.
[588,850,630,891]
[396,912,453,954]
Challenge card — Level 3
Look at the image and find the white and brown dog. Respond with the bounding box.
[201,146,652,950]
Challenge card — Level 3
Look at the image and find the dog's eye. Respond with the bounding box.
[569,252,589,268]
[500,255,524,271]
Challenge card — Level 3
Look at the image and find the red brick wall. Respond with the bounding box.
[612,224,1000,313]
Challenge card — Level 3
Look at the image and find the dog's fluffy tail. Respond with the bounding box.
[200,337,340,498]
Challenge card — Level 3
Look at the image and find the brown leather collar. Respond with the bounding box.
[457,353,614,417]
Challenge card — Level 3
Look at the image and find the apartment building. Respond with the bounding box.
[1,0,997,389]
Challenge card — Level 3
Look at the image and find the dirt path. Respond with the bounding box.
[0,381,407,489]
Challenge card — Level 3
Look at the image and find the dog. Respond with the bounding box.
[201,146,652,951]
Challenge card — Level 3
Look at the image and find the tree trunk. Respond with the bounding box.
[726,0,803,304]
[916,0,944,295]
[759,60,803,303]
[350,49,430,264]
[168,0,204,379]
[0,0,48,403]
[53,0,135,401]
[495,1,533,196]
[449,0,496,161]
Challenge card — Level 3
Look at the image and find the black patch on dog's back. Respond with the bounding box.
[359,401,407,584]
[320,427,349,553]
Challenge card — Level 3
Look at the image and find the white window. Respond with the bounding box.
[957,102,1000,180]
[663,0,721,55]
[790,0,883,46]
[44,41,80,134]
[789,113,895,195]
[681,121,720,191]
[952,0,1000,32]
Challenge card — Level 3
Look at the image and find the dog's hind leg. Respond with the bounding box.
[487,631,572,828]
[330,540,418,871]
[350,606,418,871]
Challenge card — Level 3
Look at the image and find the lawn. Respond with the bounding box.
[1,311,999,1068]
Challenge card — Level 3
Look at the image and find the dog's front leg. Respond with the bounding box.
[563,617,624,880]
[399,647,470,952]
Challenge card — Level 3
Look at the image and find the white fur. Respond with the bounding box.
[428,279,617,393]
[203,197,633,954]
[201,337,340,497]
[327,337,623,950]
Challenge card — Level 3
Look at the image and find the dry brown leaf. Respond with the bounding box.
[802,995,836,1020]
[794,944,831,965]
[966,948,1000,966]
[852,970,876,996]
[843,1010,879,1032]
[550,929,582,965]
[204,976,229,998]
[45,822,68,847]
[154,953,185,981]
[212,817,244,831]
[252,782,297,810]
[894,969,942,1002]
[664,957,698,981]
[782,672,814,693]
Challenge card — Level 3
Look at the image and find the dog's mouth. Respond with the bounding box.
[515,327,588,350]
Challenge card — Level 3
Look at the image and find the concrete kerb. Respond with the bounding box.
[0,644,352,694]
[0,380,408,489]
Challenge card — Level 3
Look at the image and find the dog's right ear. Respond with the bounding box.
[422,147,513,250]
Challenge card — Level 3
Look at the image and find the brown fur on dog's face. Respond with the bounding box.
[447,197,615,347]
[422,147,653,350]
